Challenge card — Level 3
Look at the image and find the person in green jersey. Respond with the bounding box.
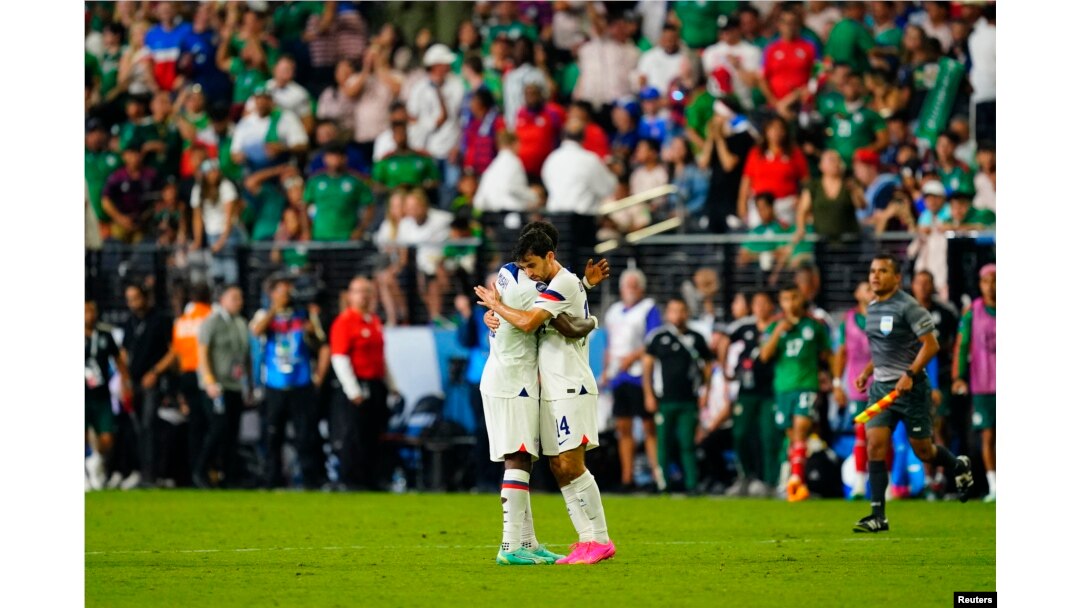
[931,132,976,195]
[372,122,441,191]
[304,143,375,241]
[824,2,876,74]
[670,1,738,50]
[825,72,886,166]
[852,254,974,533]
[85,119,121,224]
[760,284,833,502]
[217,30,270,114]
[99,23,126,101]
[944,190,995,230]
[952,264,996,502]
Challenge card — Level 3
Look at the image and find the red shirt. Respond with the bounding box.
[742,146,809,199]
[582,123,610,160]
[330,308,386,381]
[515,102,565,177]
[763,39,817,101]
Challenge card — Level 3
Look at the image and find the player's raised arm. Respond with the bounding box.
[550,312,599,339]
[583,258,611,289]
[475,284,552,334]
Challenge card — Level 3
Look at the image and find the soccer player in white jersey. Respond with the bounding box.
[480,222,610,565]
[475,228,617,565]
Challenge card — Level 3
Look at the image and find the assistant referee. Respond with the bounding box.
[852,254,974,533]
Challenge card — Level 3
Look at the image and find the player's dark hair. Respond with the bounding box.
[872,253,902,274]
[780,283,800,295]
[512,229,555,262]
[915,270,936,287]
[640,137,661,154]
[752,289,773,303]
[754,192,776,207]
[268,276,294,292]
[520,221,559,250]
[124,282,148,298]
[666,296,688,308]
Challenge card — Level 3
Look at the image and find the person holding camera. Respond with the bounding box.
[250,277,325,489]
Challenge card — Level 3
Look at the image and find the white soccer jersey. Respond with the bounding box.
[480,263,541,399]
[533,267,598,401]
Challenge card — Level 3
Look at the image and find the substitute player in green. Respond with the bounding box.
[761,285,833,502]
[953,263,996,502]
[853,254,974,533]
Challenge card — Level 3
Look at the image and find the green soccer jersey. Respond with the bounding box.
[824,18,875,73]
[816,90,845,118]
[939,165,975,196]
[673,1,738,49]
[85,149,121,221]
[304,172,373,241]
[249,183,289,242]
[875,27,903,50]
[272,1,323,42]
[373,152,440,190]
[743,221,790,253]
[685,90,716,140]
[826,104,885,166]
[100,48,122,98]
[766,317,830,393]
[231,58,270,105]
[118,118,157,152]
[216,133,243,183]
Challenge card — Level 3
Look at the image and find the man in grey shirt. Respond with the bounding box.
[195,285,251,488]
[852,254,974,533]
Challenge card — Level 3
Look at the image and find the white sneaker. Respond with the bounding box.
[106,471,124,490]
[747,479,769,497]
[120,471,142,491]
[983,492,995,503]
[85,454,105,490]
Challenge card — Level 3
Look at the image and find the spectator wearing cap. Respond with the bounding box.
[473,131,537,213]
[568,101,611,161]
[191,158,242,285]
[407,43,466,205]
[230,84,309,173]
[636,86,673,145]
[825,71,886,167]
[908,179,951,297]
[304,143,375,242]
[851,147,901,225]
[944,189,995,230]
[102,143,163,243]
[702,15,763,114]
[86,119,121,230]
[823,1,876,74]
[502,38,548,133]
[669,0,731,50]
[460,87,505,177]
[738,115,809,228]
[145,1,192,92]
[515,82,565,180]
[244,55,314,134]
[573,11,640,115]
[635,24,693,94]
[761,6,818,122]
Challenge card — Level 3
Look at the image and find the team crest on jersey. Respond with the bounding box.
[802,326,814,340]
[880,315,894,336]
[342,181,353,192]
[535,282,547,292]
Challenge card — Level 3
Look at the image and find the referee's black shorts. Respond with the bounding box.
[612,382,648,419]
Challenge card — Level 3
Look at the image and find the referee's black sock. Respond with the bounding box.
[869,460,888,518]
[932,444,959,471]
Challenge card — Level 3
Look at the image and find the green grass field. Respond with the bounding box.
[86,491,995,607]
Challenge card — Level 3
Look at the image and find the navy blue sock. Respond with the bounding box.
[869,460,888,518]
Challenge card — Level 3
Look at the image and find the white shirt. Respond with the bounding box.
[968,18,996,103]
[230,108,309,155]
[533,267,597,401]
[974,172,995,212]
[191,180,239,235]
[397,208,453,275]
[701,40,762,111]
[244,79,313,118]
[635,47,690,92]
[481,263,542,398]
[603,297,658,380]
[406,74,466,158]
[503,64,546,132]
[474,150,537,212]
[541,140,617,215]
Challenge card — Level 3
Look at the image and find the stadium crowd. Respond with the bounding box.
[84,1,996,498]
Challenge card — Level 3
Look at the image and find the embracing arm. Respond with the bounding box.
[550,313,599,339]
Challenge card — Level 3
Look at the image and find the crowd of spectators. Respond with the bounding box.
[87,1,997,325]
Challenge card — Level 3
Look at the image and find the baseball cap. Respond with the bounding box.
[979,263,996,278]
[921,180,946,197]
[423,44,457,67]
[639,87,661,101]
[948,187,975,201]
[252,83,272,97]
[853,148,880,167]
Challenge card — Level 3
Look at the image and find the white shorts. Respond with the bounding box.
[540,394,600,456]
[481,392,541,462]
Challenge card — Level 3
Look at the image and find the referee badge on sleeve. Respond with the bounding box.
[880,315,894,336]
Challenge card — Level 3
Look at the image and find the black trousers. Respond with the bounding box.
[132,385,161,483]
[177,372,206,486]
[194,390,244,486]
[263,385,323,488]
[974,100,996,145]
[331,380,389,490]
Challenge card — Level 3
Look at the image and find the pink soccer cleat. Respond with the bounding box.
[555,540,616,564]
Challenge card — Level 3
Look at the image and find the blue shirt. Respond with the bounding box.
[261,309,314,389]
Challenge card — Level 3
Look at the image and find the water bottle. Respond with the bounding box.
[213,394,225,415]
[391,467,407,494]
